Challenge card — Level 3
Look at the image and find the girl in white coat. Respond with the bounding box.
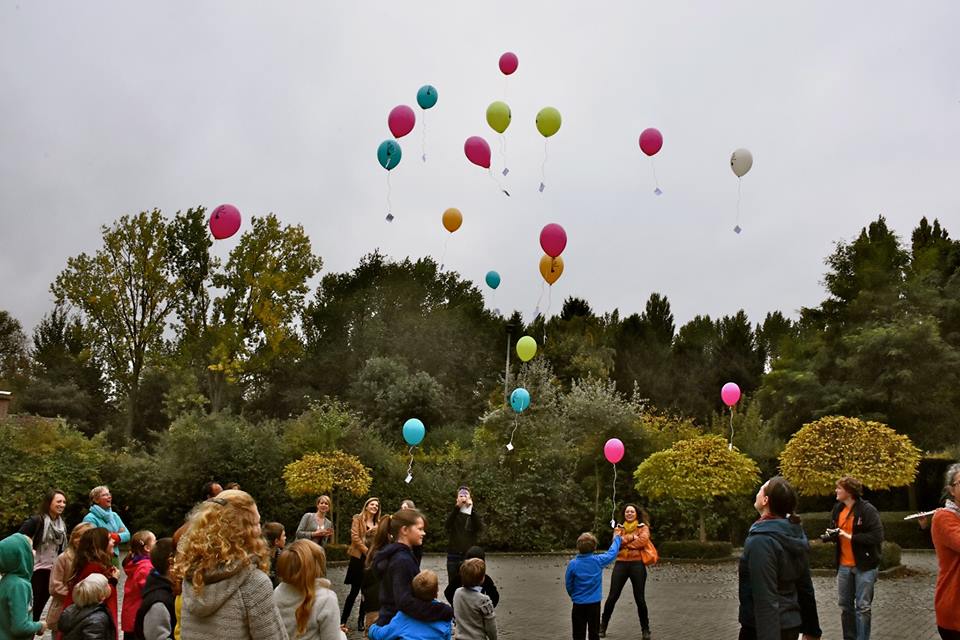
[273,540,346,640]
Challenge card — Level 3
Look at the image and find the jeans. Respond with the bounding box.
[572,602,601,640]
[837,565,877,640]
[601,561,649,632]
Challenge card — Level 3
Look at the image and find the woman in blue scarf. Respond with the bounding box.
[81,486,129,563]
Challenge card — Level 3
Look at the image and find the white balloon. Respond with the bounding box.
[730,148,753,178]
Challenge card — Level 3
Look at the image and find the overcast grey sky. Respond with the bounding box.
[2,2,958,334]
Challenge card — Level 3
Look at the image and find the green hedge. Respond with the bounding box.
[324,543,349,562]
[800,511,932,549]
[808,540,902,570]
[659,540,734,559]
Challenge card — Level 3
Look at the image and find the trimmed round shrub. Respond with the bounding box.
[659,540,733,560]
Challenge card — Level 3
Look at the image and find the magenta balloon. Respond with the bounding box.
[539,223,567,258]
[209,204,241,240]
[604,438,625,464]
[639,128,663,157]
[464,136,492,169]
[499,52,519,75]
[388,105,416,138]
[721,382,741,407]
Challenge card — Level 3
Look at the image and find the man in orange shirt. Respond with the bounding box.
[825,477,883,640]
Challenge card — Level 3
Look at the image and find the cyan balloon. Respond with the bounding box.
[417,85,438,109]
[377,139,402,171]
[402,418,425,446]
[485,270,501,290]
[510,388,530,413]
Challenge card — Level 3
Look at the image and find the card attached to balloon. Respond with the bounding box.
[405,474,413,484]
[539,182,545,193]
[386,214,395,223]
[734,225,742,234]
[506,443,514,451]
[654,188,663,196]
[610,519,617,529]
[502,168,509,176]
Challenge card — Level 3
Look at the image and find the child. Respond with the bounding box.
[58,573,115,640]
[48,522,94,632]
[565,530,623,640]
[443,546,499,607]
[263,522,286,588]
[0,533,46,638]
[62,527,120,634]
[368,570,451,640]
[134,537,177,640]
[121,531,156,636]
[453,558,497,640]
[272,539,346,640]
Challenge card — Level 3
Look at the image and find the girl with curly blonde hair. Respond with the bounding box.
[173,490,286,640]
[273,540,345,640]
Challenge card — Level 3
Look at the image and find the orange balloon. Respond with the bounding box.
[539,254,564,285]
[442,208,463,233]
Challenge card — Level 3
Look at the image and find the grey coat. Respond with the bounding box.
[181,560,287,640]
[453,587,497,640]
[294,512,334,546]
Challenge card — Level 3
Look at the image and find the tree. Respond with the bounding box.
[347,356,448,431]
[779,416,921,496]
[51,211,179,438]
[0,310,29,390]
[613,293,675,407]
[634,435,760,541]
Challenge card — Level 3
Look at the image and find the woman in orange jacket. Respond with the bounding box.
[600,504,653,639]
[342,496,380,630]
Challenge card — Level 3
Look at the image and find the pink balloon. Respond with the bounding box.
[721,382,741,407]
[499,52,518,75]
[209,204,241,240]
[388,105,416,138]
[604,438,625,464]
[464,136,491,169]
[539,223,567,258]
[639,128,663,157]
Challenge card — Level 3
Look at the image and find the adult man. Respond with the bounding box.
[825,477,883,640]
[445,486,483,600]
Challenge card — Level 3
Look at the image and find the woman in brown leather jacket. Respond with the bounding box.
[341,496,380,630]
[600,504,653,640]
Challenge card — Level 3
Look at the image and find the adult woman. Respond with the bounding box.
[341,497,379,630]
[295,495,335,547]
[47,522,94,632]
[81,486,129,563]
[18,488,68,621]
[931,463,960,639]
[600,504,652,639]
[371,509,453,627]
[174,489,287,640]
[61,527,120,636]
[445,486,483,591]
[738,477,821,640]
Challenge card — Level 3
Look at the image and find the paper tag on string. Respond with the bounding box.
[654,187,663,196]
[734,225,742,234]
[422,154,427,162]
[610,519,617,529]
[404,474,413,484]
[506,443,514,452]
[502,168,509,176]
[385,213,395,223]
[539,182,545,193]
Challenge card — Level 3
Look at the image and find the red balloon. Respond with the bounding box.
[539,223,567,258]
[464,136,491,169]
[499,52,519,75]
[388,105,416,138]
[639,128,663,156]
[209,204,241,240]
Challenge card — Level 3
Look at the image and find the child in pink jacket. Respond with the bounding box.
[121,531,155,635]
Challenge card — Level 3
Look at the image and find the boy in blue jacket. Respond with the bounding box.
[565,529,622,640]
[368,570,452,640]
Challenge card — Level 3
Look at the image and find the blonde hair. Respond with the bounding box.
[173,490,268,593]
[88,486,110,504]
[411,570,438,601]
[277,540,329,636]
[73,573,110,607]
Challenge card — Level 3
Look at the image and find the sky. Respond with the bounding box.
[1,2,958,335]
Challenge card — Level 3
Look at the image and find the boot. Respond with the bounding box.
[642,632,651,640]
[599,622,607,638]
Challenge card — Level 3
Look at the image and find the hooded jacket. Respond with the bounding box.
[373,543,453,627]
[272,578,345,640]
[828,498,884,571]
[122,555,154,632]
[738,517,821,640]
[59,603,116,640]
[0,533,43,639]
[180,560,287,640]
[134,571,176,640]
[368,609,452,640]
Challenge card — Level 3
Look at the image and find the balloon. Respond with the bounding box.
[639,128,663,156]
[377,139,402,170]
[516,335,537,362]
[604,438,625,464]
[539,223,567,258]
[464,136,491,169]
[485,271,501,290]
[442,208,462,233]
[388,105,416,139]
[510,387,530,413]
[536,107,561,138]
[402,418,426,446]
[417,85,438,110]
[721,382,741,407]
[209,204,241,240]
[539,255,564,285]
[730,148,753,178]
[486,101,512,134]
[499,52,519,75]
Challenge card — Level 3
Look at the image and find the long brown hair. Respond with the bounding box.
[277,540,328,635]
[367,508,424,568]
[71,527,112,584]
[39,489,66,518]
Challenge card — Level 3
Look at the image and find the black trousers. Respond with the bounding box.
[939,627,960,640]
[572,602,601,640]
[601,561,649,632]
[446,552,465,592]
[738,626,801,640]
[341,583,364,625]
[31,569,51,622]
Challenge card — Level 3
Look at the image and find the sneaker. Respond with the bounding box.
[599,623,607,638]
[642,630,651,640]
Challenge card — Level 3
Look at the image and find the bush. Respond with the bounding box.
[324,543,349,562]
[659,540,733,560]
[800,511,932,549]
[808,540,902,570]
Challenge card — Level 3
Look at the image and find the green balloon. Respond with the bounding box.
[516,335,537,362]
[486,101,512,134]
[536,107,561,138]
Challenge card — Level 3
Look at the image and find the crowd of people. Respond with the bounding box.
[2,467,960,640]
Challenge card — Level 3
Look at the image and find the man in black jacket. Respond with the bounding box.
[445,486,483,600]
[825,476,883,640]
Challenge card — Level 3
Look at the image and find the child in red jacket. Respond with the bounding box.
[121,531,156,636]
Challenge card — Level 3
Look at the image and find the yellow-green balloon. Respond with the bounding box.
[486,101,511,134]
[536,107,561,138]
[516,335,537,362]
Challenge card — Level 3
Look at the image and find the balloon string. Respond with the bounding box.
[611,463,618,528]
[499,134,508,173]
[508,414,519,448]
[421,110,428,162]
[543,286,552,343]
[736,178,742,225]
[534,280,545,318]
[540,141,549,190]
[650,157,661,191]
[439,236,449,271]
[487,168,510,196]
[386,172,392,216]
[503,76,509,101]
[406,446,415,477]
[728,408,735,450]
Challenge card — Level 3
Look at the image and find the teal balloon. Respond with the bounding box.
[510,388,530,413]
[417,85,438,109]
[403,418,425,446]
[485,270,501,290]
[377,139,402,170]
